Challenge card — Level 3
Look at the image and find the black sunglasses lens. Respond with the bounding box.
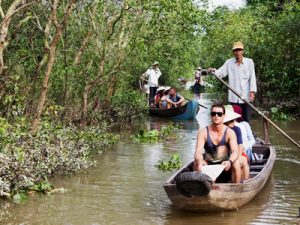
[211,112,223,117]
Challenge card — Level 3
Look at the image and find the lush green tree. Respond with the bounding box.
[198,1,300,114]
[0,0,207,129]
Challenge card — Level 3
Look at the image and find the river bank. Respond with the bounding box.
[0,117,119,199]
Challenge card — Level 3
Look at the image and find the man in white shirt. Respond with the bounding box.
[208,42,257,122]
[141,61,162,106]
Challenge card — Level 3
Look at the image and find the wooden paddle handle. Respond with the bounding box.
[211,73,300,149]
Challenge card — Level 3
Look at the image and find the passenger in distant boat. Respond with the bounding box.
[166,88,185,108]
[141,61,162,107]
[208,41,257,122]
[160,86,171,109]
[232,105,256,161]
[194,102,241,183]
[154,86,165,108]
[223,105,250,180]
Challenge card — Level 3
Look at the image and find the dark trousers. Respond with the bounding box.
[230,102,251,123]
[149,86,157,105]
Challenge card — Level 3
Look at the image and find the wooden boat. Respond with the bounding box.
[149,100,199,120]
[163,140,276,211]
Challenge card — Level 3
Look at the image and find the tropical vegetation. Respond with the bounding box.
[0,0,299,197]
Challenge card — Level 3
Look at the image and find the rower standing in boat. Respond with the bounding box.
[141,61,162,107]
[194,102,242,183]
[192,67,204,95]
[208,42,257,122]
[195,67,203,85]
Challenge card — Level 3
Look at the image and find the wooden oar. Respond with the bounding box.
[211,73,300,149]
[184,96,208,109]
[139,78,208,109]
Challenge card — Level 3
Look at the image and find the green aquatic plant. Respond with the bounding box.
[12,191,28,204]
[160,123,179,139]
[0,117,118,197]
[156,153,182,171]
[132,123,179,143]
[270,107,295,121]
[132,129,160,142]
[29,179,54,193]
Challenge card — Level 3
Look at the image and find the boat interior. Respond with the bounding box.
[172,145,271,184]
[249,145,270,178]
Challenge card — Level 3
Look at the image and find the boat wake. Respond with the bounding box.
[276,157,300,165]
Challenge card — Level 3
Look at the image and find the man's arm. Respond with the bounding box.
[140,69,150,80]
[249,59,257,102]
[166,95,179,107]
[208,60,229,78]
[156,68,162,78]
[166,96,174,104]
[175,95,185,105]
[194,128,207,171]
[222,129,239,171]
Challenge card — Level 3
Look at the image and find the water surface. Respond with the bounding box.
[1,94,300,225]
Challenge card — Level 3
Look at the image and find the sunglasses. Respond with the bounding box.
[211,112,224,117]
[233,49,243,52]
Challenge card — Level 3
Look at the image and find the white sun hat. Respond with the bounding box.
[223,105,242,123]
[164,86,171,91]
[152,61,159,66]
[157,86,165,92]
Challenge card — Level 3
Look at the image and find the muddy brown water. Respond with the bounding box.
[1,94,300,225]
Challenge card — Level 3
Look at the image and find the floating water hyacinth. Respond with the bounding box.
[156,153,182,171]
[131,123,179,143]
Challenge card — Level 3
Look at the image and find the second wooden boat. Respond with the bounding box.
[149,100,199,120]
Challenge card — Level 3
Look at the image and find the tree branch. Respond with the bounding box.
[12,0,36,15]
[0,0,5,19]
[106,11,123,40]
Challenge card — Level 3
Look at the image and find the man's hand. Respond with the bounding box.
[249,92,255,102]
[221,160,231,171]
[208,68,216,73]
[140,74,146,80]
[194,158,207,171]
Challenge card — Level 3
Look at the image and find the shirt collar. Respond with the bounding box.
[235,57,244,64]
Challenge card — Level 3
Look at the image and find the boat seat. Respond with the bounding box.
[249,171,259,178]
[250,158,268,165]
[250,165,264,170]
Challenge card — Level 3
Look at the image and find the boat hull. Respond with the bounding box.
[149,100,199,120]
[163,144,276,211]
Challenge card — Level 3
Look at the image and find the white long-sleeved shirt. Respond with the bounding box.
[214,57,257,103]
[240,121,256,149]
[144,67,162,87]
[235,121,255,151]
